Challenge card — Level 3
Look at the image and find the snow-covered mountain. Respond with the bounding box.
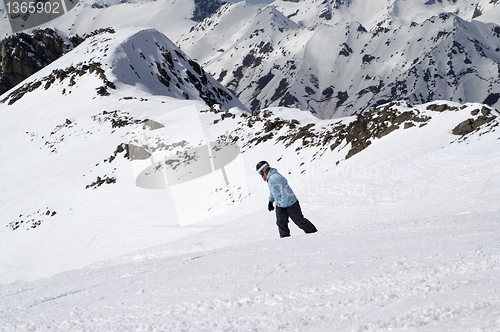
[2,26,499,278]
[1,26,244,109]
[179,0,500,117]
[1,0,499,117]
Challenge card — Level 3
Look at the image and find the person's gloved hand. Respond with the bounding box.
[268,201,274,212]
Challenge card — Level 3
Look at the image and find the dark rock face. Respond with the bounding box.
[337,102,432,159]
[192,0,227,22]
[217,101,434,160]
[452,106,497,136]
[0,28,83,96]
[204,100,499,172]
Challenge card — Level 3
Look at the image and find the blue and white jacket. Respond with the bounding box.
[266,168,298,208]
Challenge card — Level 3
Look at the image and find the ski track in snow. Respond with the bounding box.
[1,212,499,331]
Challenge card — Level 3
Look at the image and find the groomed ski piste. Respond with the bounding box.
[0,26,499,331]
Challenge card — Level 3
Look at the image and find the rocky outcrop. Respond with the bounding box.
[207,101,498,166]
[6,207,57,231]
[452,106,498,136]
[0,61,115,105]
[323,102,431,159]
[0,28,83,96]
[208,101,434,161]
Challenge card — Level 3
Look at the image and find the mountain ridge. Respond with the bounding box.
[0,26,245,111]
[180,2,500,117]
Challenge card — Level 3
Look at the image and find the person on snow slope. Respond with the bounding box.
[256,161,317,238]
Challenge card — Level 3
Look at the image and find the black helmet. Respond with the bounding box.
[256,161,270,176]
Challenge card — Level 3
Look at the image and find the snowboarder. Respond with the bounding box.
[256,161,317,238]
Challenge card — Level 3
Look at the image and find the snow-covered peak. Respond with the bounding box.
[264,4,301,29]
[178,5,500,118]
[181,1,298,61]
[180,2,261,61]
[270,0,500,30]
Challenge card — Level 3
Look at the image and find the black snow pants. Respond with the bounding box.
[275,200,317,238]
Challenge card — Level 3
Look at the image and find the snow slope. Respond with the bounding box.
[1,99,499,330]
[0,26,247,284]
[1,211,499,331]
[1,36,500,328]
